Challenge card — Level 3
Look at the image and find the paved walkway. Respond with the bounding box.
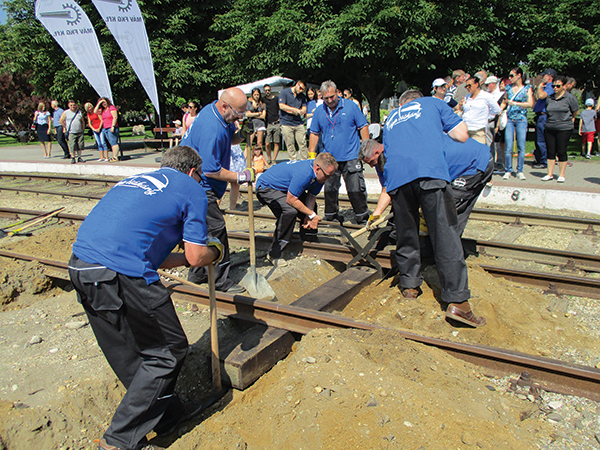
[1,141,598,215]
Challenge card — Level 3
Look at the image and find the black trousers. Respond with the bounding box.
[324,159,369,222]
[56,125,70,157]
[390,178,470,304]
[69,254,188,450]
[450,158,494,236]
[187,189,233,291]
[256,187,309,258]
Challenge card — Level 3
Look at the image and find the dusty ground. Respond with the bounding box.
[0,191,599,449]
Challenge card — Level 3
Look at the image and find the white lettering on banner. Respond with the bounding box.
[117,16,128,22]
[106,16,117,22]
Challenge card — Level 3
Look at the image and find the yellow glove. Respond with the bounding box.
[237,168,255,184]
[207,237,224,265]
[366,214,380,230]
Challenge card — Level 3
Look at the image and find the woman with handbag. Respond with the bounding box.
[33,102,52,159]
[502,67,533,180]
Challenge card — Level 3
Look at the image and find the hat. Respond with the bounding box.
[432,78,447,88]
[174,120,182,126]
[585,98,595,107]
[541,68,557,78]
[484,76,498,84]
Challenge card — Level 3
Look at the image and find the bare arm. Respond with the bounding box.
[448,121,468,142]
[537,84,549,100]
[279,102,302,115]
[59,111,67,128]
[287,192,320,229]
[372,187,391,217]
[160,242,219,269]
[359,126,369,141]
[308,132,319,154]
[110,109,118,129]
[205,167,239,183]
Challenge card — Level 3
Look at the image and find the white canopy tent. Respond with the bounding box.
[218,76,295,98]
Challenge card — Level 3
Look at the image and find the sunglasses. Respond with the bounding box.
[317,164,335,178]
[553,83,563,88]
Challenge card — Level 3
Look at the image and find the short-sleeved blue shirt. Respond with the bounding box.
[382,97,463,192]
[279,87,306,126]
[180,101,237,198]
[256,159,324,198]
[53,108,64,127]
[533,83,554,113]
[73,167,209,284]
[309,98,368,162]
[443,136,491,179]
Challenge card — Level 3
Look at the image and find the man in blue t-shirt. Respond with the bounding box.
[256,153,337,266]
[279,80,308,160]
[69,146,224,450]
[382,90,486,328]
[532,68,556,168]
[180,87,254,294]
[309,80,370,225]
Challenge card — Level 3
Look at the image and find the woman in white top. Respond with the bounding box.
[460,76,501,144]
[33,102,52,159]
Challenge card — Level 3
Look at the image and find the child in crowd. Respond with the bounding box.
[579,98,597,159]
[169,120,183,148]
[251,145,270,179]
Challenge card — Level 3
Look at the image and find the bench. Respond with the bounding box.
[143,127,181,151]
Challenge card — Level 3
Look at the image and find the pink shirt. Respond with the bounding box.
[101,105,117,129]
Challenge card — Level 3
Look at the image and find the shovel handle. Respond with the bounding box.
[8,207,65,235]
[350,213,393,239]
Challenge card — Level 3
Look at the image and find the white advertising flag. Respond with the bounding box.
[91,0,160,115]
[35,0,113,102]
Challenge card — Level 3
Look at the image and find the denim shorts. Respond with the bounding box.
[102,127,120,147]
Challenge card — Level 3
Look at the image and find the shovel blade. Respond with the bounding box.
[241,270,276,301]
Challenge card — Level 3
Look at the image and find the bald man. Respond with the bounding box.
[180,87,253,293]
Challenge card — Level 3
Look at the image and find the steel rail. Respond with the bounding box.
[1,208,599,297]
[1,173,599,232]
[0,248,599,401]
[0,186,104,200]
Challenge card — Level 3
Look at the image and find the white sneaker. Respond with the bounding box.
[540,175,553,181]
[516,172,526,180]
[502,172,511,180]
[557,176,565,183]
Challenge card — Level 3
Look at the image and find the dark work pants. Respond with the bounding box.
[534,113,548,165]
[56,125,70,157]
[324,159,369,222]
[69,255,188,450]
[188,189,233,291]
[450,158,494,236]
[390,178,470,304]
[257,187,308,258]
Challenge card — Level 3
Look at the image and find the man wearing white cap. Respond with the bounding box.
[431,78,458,109]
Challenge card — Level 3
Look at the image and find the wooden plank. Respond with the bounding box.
[222,266,377,390]
[567,234,599,255]
[490,225,527,244]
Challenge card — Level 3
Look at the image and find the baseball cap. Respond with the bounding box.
[432,78,447,88]
[585,98,595,107]
[541,68,557,78]
[484,76,498,84]
[174,119,182,126]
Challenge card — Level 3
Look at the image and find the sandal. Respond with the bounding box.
[109,157,119,162]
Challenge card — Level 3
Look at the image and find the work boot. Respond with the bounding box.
[445,302,486,327]
[400,287,422,299]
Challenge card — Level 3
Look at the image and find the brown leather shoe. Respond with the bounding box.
[401,287,422,299]
[445,303,486,327]
[96,439,122,450]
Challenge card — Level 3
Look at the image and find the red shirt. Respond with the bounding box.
[88,112,102,130]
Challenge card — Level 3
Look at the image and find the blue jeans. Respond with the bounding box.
[504,117,527,174]
[93,130,107,152]
[534,113,547,165]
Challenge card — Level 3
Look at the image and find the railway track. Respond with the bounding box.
[1,207,600,298]
[1,173,599,233]
[0,248,598,402]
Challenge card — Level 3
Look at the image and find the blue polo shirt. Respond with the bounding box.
[73,167,209,284]
[180,101,237,198]
[256,159,324,198]
[443,136,491,179]
[279,87,306,126]
[533,83,554,113]
[53,108,64,127]
[309,98,368,162]
[382,97,463,192]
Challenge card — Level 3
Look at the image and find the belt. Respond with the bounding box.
[268,121,279,125]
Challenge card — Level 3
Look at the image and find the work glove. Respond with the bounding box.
[207,237,224,265]
[366,214,380,230]
[237,168,255,184]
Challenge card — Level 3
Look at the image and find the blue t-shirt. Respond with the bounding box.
[443,136,491,179]
[53,108,64,127]
[382,97,463,192]
[180,101,237,198]
[73,167,209,284]
[256,159,324,198]
[307,100,317,115]
[533,83,554,113]
[279,87,306,126]
[309,98,368,162]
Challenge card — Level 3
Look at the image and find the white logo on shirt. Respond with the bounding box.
[386,103,422,131]
[116,174,169,196]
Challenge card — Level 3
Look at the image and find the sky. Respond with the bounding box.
[0,2,6,25]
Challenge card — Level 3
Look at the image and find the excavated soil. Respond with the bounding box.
[0,192,599,449]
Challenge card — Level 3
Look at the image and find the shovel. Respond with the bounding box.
[240,159,276,300]
[0,207,65,238]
